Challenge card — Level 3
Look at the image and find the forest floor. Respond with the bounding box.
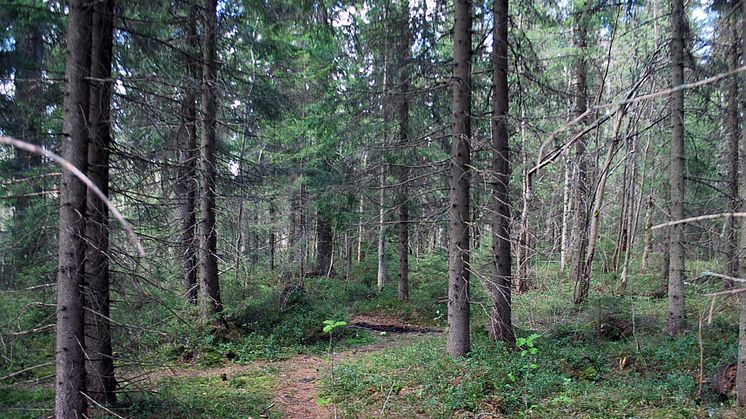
[123,314,442,418]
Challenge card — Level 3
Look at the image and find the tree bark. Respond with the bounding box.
[640,194,654,270]
[447,0,472,358]
[734,0,746,407]
[488,0,514,344]
[84,0,115,405]
[315,210,334,276]
[178,5,199,303]
[377,163,387,290]
[56,0,92,416]
[199,0,222,319]
[397,1,411,302]
[569,2,590,286]
[667,0,687,337]
[723,8,740,283]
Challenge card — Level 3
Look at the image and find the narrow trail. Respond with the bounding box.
[125,315,442,418]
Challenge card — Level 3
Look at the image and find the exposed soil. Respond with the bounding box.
[123,314,441,418]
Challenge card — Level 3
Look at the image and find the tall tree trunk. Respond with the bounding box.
[723,8,740,283]
[397,1,411,302]
[377,164,387,290]
[269,200,276,271]
[667,0,687,337]
[199,0,222,319]
[56,0,92,416]
[569,2,590,286]
[734,0,746,407]
[84,0,115,405]
[560,150,573,270]
[447,0,472,358]
[178,5,199,303]
[12,24,44,215]
[315,211,334,275]
[640,194,654,270]
[487,0,514,344]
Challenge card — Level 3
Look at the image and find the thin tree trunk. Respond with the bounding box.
[447,0,472,358]
[667,0,687,336]
[377,163,387,290]
[178,5,199,303]
[641,194,654,270]
[269,200,276,271]
[84,0,115,405]
[560,150,573,270]
[199,0,222,319]
[56,0,91,415]
[734,0,746,406]
[487,0,514,344]
[397,1,411,301]
[574,113,624,305]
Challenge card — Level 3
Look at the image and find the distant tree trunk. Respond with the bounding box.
[56,0,92,416]
[178,5,199,303]
[269,200,276,271]
[199,0,222,319]
[12,24,44,215]
[723,8,740,284]
[487,0,514,344]
[84,0,115,405]
[560,150,573,270]
[377,163,387,290]
[447,0,472,358]
[569,2,590,286]
[667,0,686,337]
[734,0,746,407]
[640,194,654,270]
[397,1,411,302]
[315,211,333,275]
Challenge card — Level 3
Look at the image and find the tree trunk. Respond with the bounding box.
[667,0,687,337]
[315,211,334,276]
[487,0,514,344]
[447,0,472,358]
[569,2,590,286]
[199,0,222,319]
[269,200,276,271]
[178,5,199,303]
[723,9,740,283]
[377,163,387,290]
[84,0,115,405]
[397,1,411,302]
[56,0,91,416]
[640,194,654,270]
[574,113,624,305]
[560,150,573,270]
[734,0,746,406]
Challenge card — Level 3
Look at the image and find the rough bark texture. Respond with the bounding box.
[377,164,387,290]
[723,9,740,282]
[178,5,199,303]
[667,0,687,337]
[735,0,746,407]
[569,2,590,287]
[397,2,411,302]
[199,0,222,319]
[315,211,334,275]
[447,0,472,358]
[56,0,91,416]
[488,0,514,345]
[84,0,115,405]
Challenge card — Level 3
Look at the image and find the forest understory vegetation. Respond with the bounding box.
[2,0,746,417]
[3,252,746,417]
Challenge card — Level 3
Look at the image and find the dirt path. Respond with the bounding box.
[270,317,440,418]
[123,317,441,418]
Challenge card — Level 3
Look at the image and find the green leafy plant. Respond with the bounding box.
[321,319,347,412]
[512,333,541,410]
